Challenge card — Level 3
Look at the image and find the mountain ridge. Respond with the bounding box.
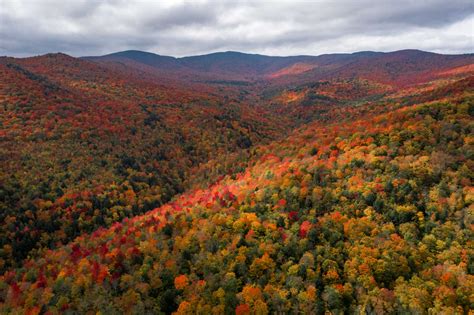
[80,49,474,83]
[82,48,474,60]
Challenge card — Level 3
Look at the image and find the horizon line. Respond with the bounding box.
[2,48,474,60]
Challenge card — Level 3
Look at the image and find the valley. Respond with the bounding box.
[0,49,473,314]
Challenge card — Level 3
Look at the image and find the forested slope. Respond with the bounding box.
[0,54,287,271]
[1,73,472,313]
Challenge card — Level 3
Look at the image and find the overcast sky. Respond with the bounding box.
[1,0,473,57]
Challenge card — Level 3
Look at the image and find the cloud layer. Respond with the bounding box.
[1,0,473,57]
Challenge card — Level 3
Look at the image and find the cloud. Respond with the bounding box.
[0,0,472,57]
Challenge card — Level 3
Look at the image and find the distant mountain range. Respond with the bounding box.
[83,49,474,85]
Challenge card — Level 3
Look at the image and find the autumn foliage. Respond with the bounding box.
[0,51,473,314]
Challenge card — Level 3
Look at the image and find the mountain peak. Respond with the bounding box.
[102,50,175,59]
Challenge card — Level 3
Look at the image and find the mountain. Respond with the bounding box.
[89,50,180,69]
[84,49,474,85]
[0,48,473,313]
[85,50,317,81]
[0,53,289,271]
[179,51,317,78]
[305,49,474,86]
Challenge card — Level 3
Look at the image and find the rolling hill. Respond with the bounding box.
[0,53,288,271]
[0,49,473,314]
[85,49,473,85]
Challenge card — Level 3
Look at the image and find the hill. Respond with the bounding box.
[0,53,288,271]
[0,49,473,313]
[85,49,474,86]
[0,65,472,313]
[90,50,181,70]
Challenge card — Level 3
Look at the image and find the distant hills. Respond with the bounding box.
[83,49,474,84]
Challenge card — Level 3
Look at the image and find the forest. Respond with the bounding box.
[0,49,473,314]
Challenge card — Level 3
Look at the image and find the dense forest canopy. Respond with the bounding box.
[0,49,473,314]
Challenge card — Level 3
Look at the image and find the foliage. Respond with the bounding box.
[1,91,472,313]
[0,51,473,314]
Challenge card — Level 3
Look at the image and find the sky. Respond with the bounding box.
[1,0,473,57]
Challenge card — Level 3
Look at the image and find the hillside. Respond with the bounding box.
[0,53,289,271]
[1,64,473,313]
[85,50,315,80]
[0,49,473,314]
[86,50,474,86]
